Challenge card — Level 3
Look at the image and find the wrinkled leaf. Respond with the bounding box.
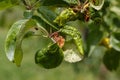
[63,40,83,63]
[54,8,76,26]
[60,25,84,58]
[35,43,64,69]
[90,0,105,10]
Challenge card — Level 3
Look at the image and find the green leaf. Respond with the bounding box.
[86,30,103,45]
[14,20,37,66]
[10,0,20,4]
[112,17,120,28]
[103,48,120,71]
[90,0,105,10]
[5,19,37,66]
[86,29,103,56]
[23,31,35,38]
[113,32,120,40]
[60,25,84,56]
[110,35,120,51]
[35,43,64,69]
[0,0,19,10]
[40,0,78,6]
[37,6,58,30]
[40,0,68,6]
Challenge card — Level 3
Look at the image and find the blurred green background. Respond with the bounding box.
[0,5,120,80]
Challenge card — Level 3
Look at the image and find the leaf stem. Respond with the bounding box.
[22,0,32,10]
[78,0,81,5]
[26,0,32,6]
[36,22,49,37]
[22,0,28,6]
[32,0,41,8]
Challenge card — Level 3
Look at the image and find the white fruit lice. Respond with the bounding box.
[64,49,83,63]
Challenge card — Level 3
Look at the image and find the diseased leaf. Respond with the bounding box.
[60,25,84,62]
[54,8,76,26]
[14,19,37,66]
[5,19,37,66]
[35,43,64,69]
[5,20,28,62]
[90,0,105,10]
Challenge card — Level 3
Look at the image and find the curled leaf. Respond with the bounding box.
[5,19,37,66]
[5,20,28,66]
[35,43,64,69]
[60,25,84,56]
[90,0,105,10]
[54,8,76,26]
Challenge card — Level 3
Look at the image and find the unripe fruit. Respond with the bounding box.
[100,38,111,49]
